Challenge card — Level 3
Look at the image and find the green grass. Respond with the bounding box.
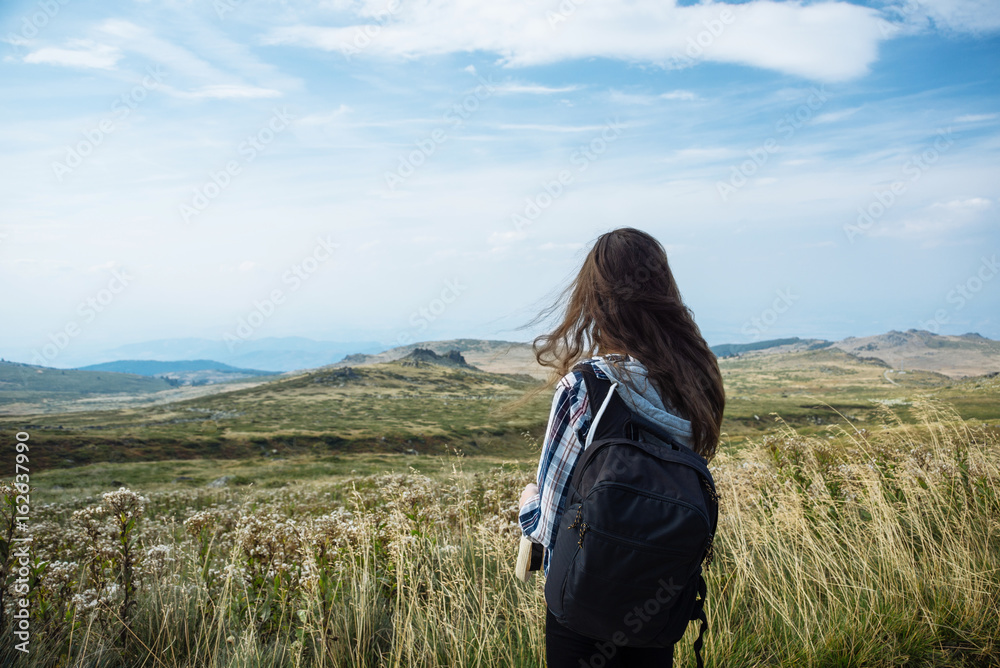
[0,361,552,469]
[4,350,999,471]
[2,399,997,667]
[0,359,174,400]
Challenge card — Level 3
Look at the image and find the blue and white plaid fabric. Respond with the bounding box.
[518,357,613,575]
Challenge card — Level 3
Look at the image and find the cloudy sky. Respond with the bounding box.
[1,0,998,367]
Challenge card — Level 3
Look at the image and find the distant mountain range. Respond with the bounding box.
[710,330,1000,378]
[830,330,1000,378]
[77,359,280,386]
[331,331,1000,380]
[3,330,997,416]
[67,336,387,372]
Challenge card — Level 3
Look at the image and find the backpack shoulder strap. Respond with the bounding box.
[572,362,631,447]
[691,572,709,668]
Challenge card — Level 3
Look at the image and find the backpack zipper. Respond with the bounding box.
[584,524,703,556]
[567,506,589,548]
[589,481,713,529]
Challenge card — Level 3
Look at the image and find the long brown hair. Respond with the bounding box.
[532,227,725,461]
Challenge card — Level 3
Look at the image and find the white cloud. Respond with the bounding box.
[297,105,352,125]
[662,147,740,162]
[660,90,697,101]
[813,108,862,124]
[607,90,658,106]
[906,0,1000,33]
[496,123,610,133]
[870,197,994,240]
[162,84,284,99]
[932,197,993,212]
[538,242,585,251]
[24,40,122,70]
[955,113,999,123]
[493,82,582,95]
[98,20,253,88]
[488,229,527,247]
[609,89,698,105]
[263,0,887,82]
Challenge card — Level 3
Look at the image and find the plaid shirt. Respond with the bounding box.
[518,357,613,575]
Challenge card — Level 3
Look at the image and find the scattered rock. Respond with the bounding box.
[399,348,477,369]
[207,476,231,488]
[313,367,362,385]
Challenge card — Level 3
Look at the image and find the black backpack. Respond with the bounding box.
[545,363,718,668]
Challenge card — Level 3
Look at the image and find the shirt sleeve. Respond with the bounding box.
[518,371,591,561]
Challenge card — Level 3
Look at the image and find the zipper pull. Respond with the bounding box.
[567,505,583,531]
[577,522,589,548]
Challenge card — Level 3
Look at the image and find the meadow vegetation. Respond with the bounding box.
[2,397,998,667]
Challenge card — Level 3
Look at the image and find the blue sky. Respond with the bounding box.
[1,0,998,367]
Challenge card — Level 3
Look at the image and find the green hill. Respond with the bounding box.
[0,360,174,404]
[710,337,830,357]
[0,360,550,469]
[77,359,277,376]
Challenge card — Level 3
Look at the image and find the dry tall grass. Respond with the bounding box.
[2,398,997,667]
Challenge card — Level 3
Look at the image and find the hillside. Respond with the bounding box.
[710,337,831,357]
[333,331,1000,381]
[77,359,280,385]
[0,360,175,407]
[1,360,550,469]
[336,339,543,378]
[831,330,1000,378]
[396,348,479,370]
[6,337,999,472]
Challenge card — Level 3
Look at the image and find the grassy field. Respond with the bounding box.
[1,361,549,471]
[1,349,999,666]
[4,348,999,479]
[1,398,998,667]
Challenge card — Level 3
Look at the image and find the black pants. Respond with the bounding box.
[545,608,674,668]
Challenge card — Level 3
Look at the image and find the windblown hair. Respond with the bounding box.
[532,228,725,461]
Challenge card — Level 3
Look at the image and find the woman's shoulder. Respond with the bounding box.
[557,356,614,390]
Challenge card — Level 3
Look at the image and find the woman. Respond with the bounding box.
[517,227,725,668]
